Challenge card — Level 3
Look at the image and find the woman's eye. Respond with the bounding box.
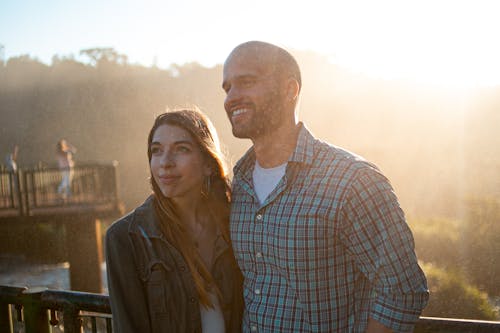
[177,146,190,153]
[150,146,161,154]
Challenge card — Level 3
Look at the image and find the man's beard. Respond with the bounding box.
[232,94,286,140]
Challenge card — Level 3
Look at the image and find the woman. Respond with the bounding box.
[106,108,243,333]
[56,139,77,199]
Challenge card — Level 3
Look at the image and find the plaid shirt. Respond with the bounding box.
[230,124,428,333]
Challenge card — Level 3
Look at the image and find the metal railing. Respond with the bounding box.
[0,286,111,333]
[0,162,120,216]
[1,285,500,333]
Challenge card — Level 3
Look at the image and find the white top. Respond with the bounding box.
[57,150,75,169]
[252,160,287,205]
[200,291,225,333]
[5,154,17,172]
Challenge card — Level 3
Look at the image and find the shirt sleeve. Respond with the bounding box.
[340,166,429,332]
[105,222,152,333]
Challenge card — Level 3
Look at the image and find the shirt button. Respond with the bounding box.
[255,289,260,295]
[189,297,196,303]
[251,325,257,332]
[256,214,262,221]
[256,252,262,258]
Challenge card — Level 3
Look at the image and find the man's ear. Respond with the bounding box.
[286,78,300,102]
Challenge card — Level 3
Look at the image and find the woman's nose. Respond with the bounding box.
[160,152,175,167]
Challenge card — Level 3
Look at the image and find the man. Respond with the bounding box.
[222,41,428,333]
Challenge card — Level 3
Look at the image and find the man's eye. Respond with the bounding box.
[241,79,255,87]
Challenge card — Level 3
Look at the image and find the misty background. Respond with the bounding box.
[1,47,500,319]
[1,47,498,217]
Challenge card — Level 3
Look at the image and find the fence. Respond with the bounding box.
[0,162,120,216]
[1,285,500,333]
[0,286,111,333]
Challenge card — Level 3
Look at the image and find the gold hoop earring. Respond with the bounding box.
[201,175,211,198]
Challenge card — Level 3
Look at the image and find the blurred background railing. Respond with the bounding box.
[0,162,121,217]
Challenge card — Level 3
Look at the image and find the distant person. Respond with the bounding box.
[222,41,429,332]
[5,144,19,196]
[105,109,243,332]
[5,144,18,173]
[56,139,77,199]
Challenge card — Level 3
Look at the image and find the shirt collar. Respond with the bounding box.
[233,122,316,177]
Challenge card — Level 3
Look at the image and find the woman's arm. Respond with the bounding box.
[105,222,151,333]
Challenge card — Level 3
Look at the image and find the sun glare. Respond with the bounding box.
[305,0,500,89]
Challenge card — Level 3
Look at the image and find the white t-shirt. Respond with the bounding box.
[252,160,287,205]
[200,291,225,333]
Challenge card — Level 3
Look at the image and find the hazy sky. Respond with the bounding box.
[1,0,499,87]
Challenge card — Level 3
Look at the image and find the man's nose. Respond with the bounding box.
[224,86,242,111]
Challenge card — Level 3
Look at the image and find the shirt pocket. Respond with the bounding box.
[268,208,331,278]
[143,259,181,331]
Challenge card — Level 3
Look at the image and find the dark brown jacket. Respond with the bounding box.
[105,196,243,333]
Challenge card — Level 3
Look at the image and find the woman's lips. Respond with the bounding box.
[158,175,180,185]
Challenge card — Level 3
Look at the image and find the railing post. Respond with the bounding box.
[22,170,30,216]
[62,306,82,333]
[30,171,37,210]
[66,217,103,293]
[0,302,13,333]
[8,172,15,208]
[0,286,27,333]
[112,160,120,204]
[22,288,50,333]
[15,170,23,216]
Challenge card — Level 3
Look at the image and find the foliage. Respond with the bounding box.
[410,197,500,297]
[409,217,461,270]
[421,262,499,321]
[462,197,500,295]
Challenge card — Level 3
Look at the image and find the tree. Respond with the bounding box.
[79,47,128,66]
[421,262,498,320]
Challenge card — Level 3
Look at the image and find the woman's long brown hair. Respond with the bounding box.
[147,108,231,308]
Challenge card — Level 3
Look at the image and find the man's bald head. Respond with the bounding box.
[225,41,302,92]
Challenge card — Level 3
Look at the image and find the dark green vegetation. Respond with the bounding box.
[1,47,499,319]
[411,198,500,320]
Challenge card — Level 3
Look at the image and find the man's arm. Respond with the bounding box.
[367,317,393,333]
[340,166,429,332]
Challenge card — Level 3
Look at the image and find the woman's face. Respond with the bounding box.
[150,124,211,205]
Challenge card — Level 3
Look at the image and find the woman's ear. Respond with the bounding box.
[203,161,213,177]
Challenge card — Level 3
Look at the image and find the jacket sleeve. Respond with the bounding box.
[105,220,152,333]
[340,167,429,332]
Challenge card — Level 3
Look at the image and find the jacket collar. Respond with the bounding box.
[129,195,230,255]
[129,195,164,239]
